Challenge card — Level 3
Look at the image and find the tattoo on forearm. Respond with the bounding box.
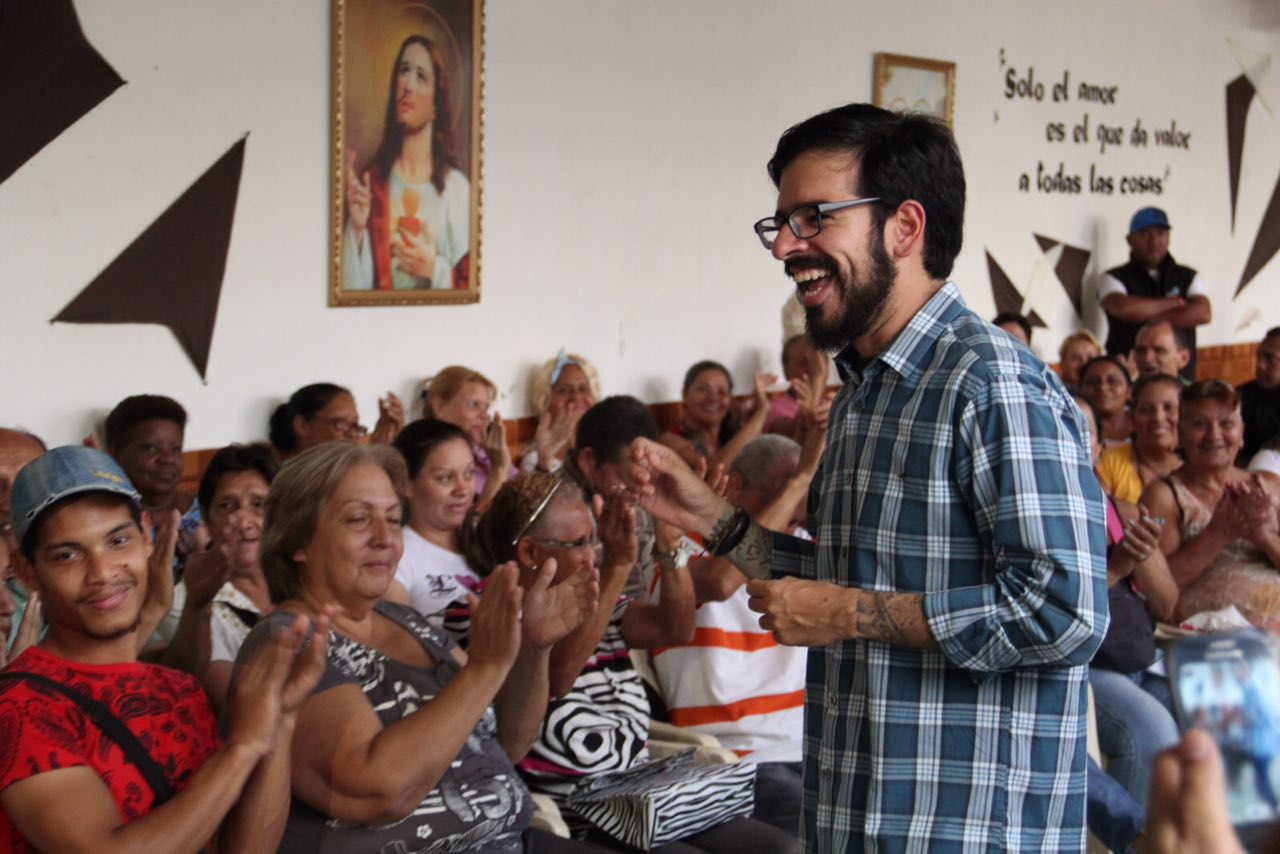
[853,592,937,650]
[727,521,773,580]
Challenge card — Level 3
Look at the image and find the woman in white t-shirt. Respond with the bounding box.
[385,419,482,624]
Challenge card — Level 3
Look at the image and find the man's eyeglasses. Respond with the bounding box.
[753,197,882,250]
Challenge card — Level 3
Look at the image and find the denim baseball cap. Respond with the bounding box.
[1129,207,1171,233]
[10,446,141,552]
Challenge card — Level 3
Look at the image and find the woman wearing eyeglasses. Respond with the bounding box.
[460,474,798,852]
[268,382,404,459]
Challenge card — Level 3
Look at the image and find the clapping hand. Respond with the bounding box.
[370,392,406,445]
[519,558,600,650]
[594,491,638,570]
[466,563,523,672]
[226,611,331,756]
[1118,507,1165,569]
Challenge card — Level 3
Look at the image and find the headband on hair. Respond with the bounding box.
[549,349,579,386]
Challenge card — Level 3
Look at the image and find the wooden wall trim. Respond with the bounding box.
[178,343,1260,493]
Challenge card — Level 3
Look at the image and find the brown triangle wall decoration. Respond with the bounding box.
[0,0,124,183]
[53,138,247,379]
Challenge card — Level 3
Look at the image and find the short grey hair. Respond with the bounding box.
[730,435,801,492]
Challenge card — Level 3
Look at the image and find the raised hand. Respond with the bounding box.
[345,149,372,233]
[370,392,406,445]
[0,591,40,669]
[594,491,638,570]
[226,612,328,757]
[183,523,237,609]
[520,558,599,650]
[483,414,512,472]
[466,563,523,671]
[622,438,730,537]
[750,371,780,419]
[136,508,179,646]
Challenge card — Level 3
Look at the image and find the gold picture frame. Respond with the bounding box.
[330,0,484,306]
[872,52,955,128]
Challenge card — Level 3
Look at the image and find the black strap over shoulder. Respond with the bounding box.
[0,671,176,805]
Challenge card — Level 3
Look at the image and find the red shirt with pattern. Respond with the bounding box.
[0,647,220,852]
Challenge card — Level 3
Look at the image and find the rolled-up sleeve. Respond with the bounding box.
[923,373,1109,674]
[771,531,817,579]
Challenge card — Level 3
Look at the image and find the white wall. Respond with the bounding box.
[2,0,1278,447]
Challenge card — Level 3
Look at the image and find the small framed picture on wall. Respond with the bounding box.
[330,0,484,307]
[873,53,955,128]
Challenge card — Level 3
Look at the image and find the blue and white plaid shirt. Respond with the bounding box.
[773,283,1108,852]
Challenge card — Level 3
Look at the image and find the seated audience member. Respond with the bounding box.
[269,382,405,459]
[1133,319,1192,382]
[1238,326,1280,465]
[1076,396,1181,811]
[0,428,45,646]
[105,395,206,573]
[520,351,601,475]
[1096,374,1184,509]
[158,443,281,712]
[0,446,325,853]
[1081,355,1136,445]
[992,311,1033,346]
[465,474,796,852]
[383,419,483,624]
[660,360,774,469]
[653,433,823,835]
[765,334,833,440]
[421,365,513,507]
[1058,329,1103,393]
[1141,380,1280,627]
[0,538,40,668]
[565,395,662,597]
[236,443,599,853]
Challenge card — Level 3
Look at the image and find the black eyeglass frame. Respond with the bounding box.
[753,197,883,249]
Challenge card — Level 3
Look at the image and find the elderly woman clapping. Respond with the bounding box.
[1141,380,1280,627]
[233,442,599,852]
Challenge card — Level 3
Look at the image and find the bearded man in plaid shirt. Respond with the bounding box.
[627,104,1108,852]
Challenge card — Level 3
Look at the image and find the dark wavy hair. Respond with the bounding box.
[767,103,965,280]
[197,443,281,518]
[268,383,350,455]
[393,418,470,480]
[682,361,740,448]
[375,35,458,195]
[104,395,187,450]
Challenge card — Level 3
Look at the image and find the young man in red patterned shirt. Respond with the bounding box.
[0,446,328,853]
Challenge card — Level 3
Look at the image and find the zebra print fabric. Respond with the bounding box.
[566,748,756,849]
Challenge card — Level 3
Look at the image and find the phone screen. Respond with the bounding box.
[1170,631,1280,829]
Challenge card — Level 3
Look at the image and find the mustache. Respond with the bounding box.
[784,256,836,278]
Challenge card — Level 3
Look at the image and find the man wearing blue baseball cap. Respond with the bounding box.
[1099,206,1211,380]
[0,445,329,853]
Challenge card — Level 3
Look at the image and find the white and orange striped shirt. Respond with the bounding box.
[647,562,806,763]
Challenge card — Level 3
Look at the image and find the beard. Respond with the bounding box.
[793,230,897,352]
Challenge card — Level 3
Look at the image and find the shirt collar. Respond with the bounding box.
[834,282,967,384]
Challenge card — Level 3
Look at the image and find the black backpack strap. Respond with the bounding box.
[0,672,176,804]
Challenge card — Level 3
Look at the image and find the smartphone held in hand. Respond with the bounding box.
[1168,629,1280,842]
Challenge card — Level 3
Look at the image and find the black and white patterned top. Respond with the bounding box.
[239,601,532,854]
